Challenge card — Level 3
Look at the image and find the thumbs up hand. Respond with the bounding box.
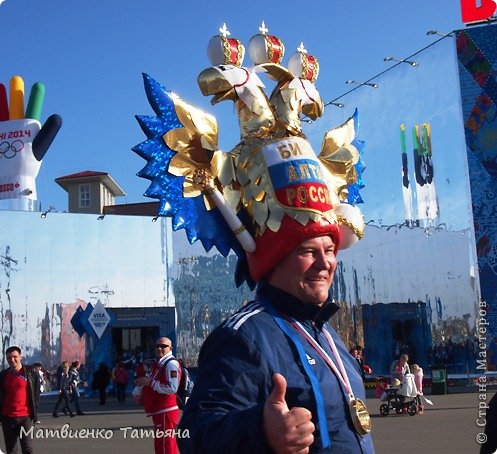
[263,373,315,454]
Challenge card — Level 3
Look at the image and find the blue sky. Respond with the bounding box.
[0,0,467,212]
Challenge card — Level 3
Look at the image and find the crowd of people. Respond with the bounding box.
[0,338,495,454]
[0,344,186,453]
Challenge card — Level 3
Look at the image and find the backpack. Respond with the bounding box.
[164,358,194,409]
[177,364,194,408]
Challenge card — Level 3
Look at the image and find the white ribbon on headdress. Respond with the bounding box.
[212,65,266,111]
[288,77,320,105]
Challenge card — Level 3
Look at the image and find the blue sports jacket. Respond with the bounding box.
[178,283,375,453]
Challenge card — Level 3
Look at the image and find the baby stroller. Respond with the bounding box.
[379,374,418,416]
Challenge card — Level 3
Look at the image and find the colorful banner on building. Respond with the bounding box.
[457,25,497,369]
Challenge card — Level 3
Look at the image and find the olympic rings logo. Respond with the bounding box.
[0,140,24,159]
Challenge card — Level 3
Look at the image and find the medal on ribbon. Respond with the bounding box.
[349,397,371,436]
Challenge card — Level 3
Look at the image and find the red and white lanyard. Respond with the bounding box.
[290,318,355,400]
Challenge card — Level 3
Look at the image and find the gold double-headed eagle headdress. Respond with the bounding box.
[134,22,365,286]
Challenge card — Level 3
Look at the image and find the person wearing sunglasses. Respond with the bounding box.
[135,337,181,454]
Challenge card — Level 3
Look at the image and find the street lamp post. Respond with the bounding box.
[345,79,379,88]
[384,57,419,67]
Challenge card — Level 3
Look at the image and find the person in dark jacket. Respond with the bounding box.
[0,346,39,454]
[64,361,86,415]
[92,362,111,405]
[178,233,375,453]
[52,361,75,417]
[32,362,44,423]
[173,56,373,451]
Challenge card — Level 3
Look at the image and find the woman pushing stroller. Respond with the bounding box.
[389,354,411,381]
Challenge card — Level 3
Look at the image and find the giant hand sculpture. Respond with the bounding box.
[0,76,62,201]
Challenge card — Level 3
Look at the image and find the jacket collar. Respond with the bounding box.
[157,351,173,366]
[256,282,339,329]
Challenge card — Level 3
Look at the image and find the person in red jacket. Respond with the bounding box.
[135,337,181,454]
[0,346,38,454]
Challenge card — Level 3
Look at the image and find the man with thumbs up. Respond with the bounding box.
[178,228,375,453]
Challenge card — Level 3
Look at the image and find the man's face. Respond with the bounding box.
[6,350,22,371]
[155,337,171,359]
[268,235,337,305]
